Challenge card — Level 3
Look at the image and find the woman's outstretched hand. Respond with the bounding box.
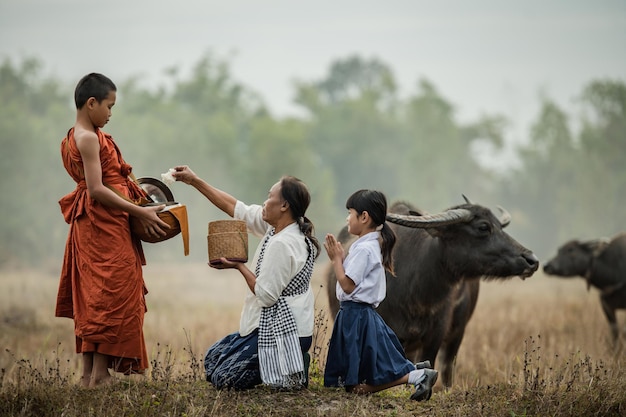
[173,165,198,185]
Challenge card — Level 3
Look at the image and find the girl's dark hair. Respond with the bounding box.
[74,73,117,109]
[346,189,396,274]
[280,175,320,259]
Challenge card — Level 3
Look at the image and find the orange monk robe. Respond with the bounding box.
[56,128,150,374]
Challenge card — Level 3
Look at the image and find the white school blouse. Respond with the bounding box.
[335,231,386,308]
[234,200,315,337]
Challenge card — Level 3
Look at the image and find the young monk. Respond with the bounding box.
[56,73,169,387]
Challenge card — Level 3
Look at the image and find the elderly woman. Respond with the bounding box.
[173,166,320,390]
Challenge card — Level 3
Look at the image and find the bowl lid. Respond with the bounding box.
[137,177,175,203]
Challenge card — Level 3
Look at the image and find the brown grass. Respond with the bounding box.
[1,264,624,416]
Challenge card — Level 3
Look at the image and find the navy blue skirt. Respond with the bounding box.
[324,301,415,387]
[205,329,313,391]
[204,330,262,390]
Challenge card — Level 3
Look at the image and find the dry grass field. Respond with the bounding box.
[1,262,624,416]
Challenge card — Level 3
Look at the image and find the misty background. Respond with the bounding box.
[1,0,625,269]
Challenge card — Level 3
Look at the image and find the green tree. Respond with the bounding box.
[394,79,492,211]
[500,79,626,259]
[501,99,577,258]
[294,55,499,223]
[0,57,71,266]
[576,79,626,236]
[294,55,404,216]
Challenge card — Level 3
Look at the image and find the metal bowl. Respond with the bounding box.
[137,177,175,204]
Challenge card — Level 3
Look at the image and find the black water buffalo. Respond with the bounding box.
[543,233,626,343]
[325,197,539,389]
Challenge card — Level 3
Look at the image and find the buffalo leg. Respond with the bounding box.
[438,281,480,389]
[600,296,619,343]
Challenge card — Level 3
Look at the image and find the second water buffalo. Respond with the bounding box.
[544,232,626,344]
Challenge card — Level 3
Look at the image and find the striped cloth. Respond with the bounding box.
[257,231,316,389]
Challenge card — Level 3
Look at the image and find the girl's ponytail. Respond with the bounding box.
[379,222,396,275]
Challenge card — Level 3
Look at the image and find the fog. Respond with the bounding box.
[2,0,625,171]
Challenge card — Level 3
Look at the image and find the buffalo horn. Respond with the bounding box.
[386,208,472,228]
[497,206,511,227]
[462,194,472,204]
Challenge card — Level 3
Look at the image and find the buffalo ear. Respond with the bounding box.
[424,227,444,238]
[582,238,610,256]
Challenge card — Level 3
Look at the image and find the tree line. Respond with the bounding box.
[1,54,624,268]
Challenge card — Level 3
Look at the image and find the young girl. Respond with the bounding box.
[323,189,438,401]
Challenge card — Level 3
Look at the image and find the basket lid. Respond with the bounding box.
[208,219,247,235]
[137,177,175,203]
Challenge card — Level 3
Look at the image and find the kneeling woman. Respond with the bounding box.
[174,166,320,390]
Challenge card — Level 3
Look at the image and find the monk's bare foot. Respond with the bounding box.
[89,373,114,388]
[79,375,91,388]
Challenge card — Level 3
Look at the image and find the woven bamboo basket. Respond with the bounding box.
[207,220,248,265]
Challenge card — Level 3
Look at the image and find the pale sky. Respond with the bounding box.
[1,0,625,151]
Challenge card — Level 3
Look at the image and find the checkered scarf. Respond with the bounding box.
[257,229,316,389]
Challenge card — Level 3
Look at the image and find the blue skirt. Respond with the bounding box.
[204,330,262,390]
[324,301,415,387]
[204,329,313,391]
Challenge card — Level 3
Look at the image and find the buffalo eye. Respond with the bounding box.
[477,222,491,234]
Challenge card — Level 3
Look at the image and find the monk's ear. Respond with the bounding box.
[86,97,97,109]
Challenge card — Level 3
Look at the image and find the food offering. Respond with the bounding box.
[207,220,248,265]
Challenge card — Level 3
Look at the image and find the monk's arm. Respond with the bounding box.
[76,130,167,228]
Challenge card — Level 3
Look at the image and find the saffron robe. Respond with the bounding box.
[56,128,149,374]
